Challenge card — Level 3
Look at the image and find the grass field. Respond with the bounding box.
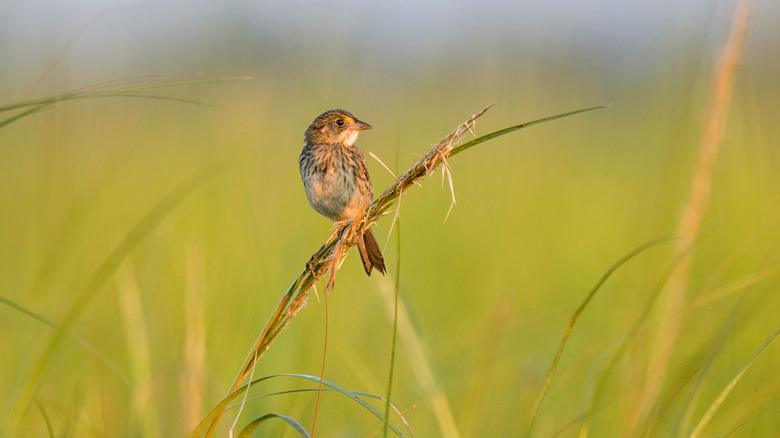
[1,1,779,437]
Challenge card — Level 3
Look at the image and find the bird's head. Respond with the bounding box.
[304,109,372,146]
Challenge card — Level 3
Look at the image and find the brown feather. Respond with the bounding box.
[301,109,386,276]
[357,228,386,276]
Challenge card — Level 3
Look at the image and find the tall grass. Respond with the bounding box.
[1,77,244,435]
[3,3,780,435]
[631,2,753,435]
[191,106,607,437]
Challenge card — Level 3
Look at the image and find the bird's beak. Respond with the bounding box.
[351,119,372,131]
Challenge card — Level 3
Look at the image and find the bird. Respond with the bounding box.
[299,109,386,276]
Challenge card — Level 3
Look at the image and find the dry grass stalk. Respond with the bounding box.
[116,260,157,437]
[197,107,491,437]
[234,107,488,386]
[191,104,607,437]
[181,245,207,435]
[629,2,751,434]
[376,275,461,438]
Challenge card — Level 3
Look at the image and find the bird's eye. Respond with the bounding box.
[336,119,345,126]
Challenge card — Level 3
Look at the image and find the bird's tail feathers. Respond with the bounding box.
[357,228,386,276]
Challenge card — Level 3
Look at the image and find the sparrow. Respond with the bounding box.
[299,109,386,275]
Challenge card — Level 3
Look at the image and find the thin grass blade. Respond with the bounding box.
[238,413,311,438]
[0,293,130,385]
[8,167,221,435]
[450,105,608,156]
[689,326,780,438]
[278,374,407,438]
[0,76,250,128]
[383,219,402,438]
[33,401,55,438]
[527,236,677,436]
[192,373,408,438]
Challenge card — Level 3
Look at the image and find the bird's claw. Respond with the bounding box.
[306,256,317,278]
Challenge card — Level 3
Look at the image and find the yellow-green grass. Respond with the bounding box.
[2,32,780,438]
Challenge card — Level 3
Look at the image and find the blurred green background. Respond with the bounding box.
[1,0,779,436]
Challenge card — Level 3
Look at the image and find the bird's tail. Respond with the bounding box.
[357,228,386,276]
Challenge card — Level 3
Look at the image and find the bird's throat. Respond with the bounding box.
[339,130,359,147]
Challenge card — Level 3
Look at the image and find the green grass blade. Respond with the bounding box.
[675,304,743,435]
[229,388,407,411]
[0,104,51,128]
[527,236,677,436]
[8,167,221,435]
[576,247,691,437]
[0,76,250,128]
[238,413,310,438]
[33,401,55,438]
[384,219,402,438]
[0,76,250,113]
[97,92,220,107]
[0,294,130,385]
[274,374,408,438]
[222,387,415,437]
[191,374,408,438]
[689,326,780,438]
[450,105,609,157]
